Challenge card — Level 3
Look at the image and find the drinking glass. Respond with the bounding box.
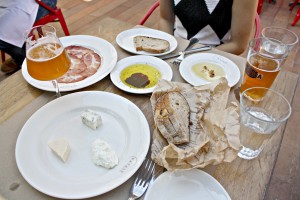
[25,25,71,97]
[262,27,298,52]
[240,37,289,99]
[238,87,291,160]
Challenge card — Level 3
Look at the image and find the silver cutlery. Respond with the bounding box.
[172,45,212,67]
[160,45,212,60]
[161,37,196,58]
[128,158,155,200]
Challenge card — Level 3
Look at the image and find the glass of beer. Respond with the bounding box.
[262,27,298,52]
[25,25,70,97]
[238,87,291,160]
[240,37,289,99]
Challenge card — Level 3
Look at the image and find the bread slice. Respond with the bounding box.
[154,92,190,144]
[134,36,170,54]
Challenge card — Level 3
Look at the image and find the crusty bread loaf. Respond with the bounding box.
[134,36,170,54]
[154,92,190,144]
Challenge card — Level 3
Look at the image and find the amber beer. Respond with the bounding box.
[27,43,70,81]
[240,54,279,99]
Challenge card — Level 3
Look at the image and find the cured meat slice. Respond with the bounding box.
[58,45,102,83]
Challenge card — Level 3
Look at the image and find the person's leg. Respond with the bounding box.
[35,0,58,21]
[0,40,25,65]
[0,40,25,73]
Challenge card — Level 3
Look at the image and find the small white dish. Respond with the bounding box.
[22,35,118,92]
[110,55,173,94]
[179,53,240,87]
[116,28,178,56]
[15,91,150,199]
[144,169,231,200]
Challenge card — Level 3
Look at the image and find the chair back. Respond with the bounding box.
[34,0,70,36]
[139,1,160,25]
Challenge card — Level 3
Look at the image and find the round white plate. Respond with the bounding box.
[21,35,118,92]
[144,169,231,200]
[179,53,240,87]
[116,28,178,56]
[15,91,150,199]
[110,55,173,94]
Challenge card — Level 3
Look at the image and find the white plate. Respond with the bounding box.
[116,28,178,56]
[144,169,231,200]
[179,53,240,87]
[21,35,118,92]
[15,91,150,199]
[110,55,173,94]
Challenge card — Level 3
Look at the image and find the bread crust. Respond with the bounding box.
[134,36,170,53]
[154,92,190,144]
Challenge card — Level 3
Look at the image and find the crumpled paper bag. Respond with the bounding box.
[150,78,240,171]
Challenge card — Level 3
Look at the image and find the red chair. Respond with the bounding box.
[34,0,70,36]
[139,1,261,39]
[291,8,300,26]
[139,1,160,25]
[257,0,273,14]
[1,0,70,62]
[290,0,300,26]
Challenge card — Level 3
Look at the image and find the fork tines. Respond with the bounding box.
[134,159,155,187]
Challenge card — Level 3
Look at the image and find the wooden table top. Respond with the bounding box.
[0,17,299,200]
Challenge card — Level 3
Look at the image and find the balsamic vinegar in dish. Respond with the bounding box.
[120,64,162,89]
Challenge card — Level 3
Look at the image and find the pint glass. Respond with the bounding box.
[240,37,289,99]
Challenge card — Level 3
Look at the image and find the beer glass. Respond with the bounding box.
[240,37,289,99]
[262,27,298,52]
[25,25,70,97]
[238,87,291,160]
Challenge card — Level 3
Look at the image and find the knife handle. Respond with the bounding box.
[184,45,212,55]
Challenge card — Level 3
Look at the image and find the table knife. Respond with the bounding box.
[159,45,212,60]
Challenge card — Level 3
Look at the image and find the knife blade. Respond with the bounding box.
[159,45,212,60]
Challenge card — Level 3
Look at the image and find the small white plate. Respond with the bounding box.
[110,55,173,94]
[15,91,150,199]
[22,35,118,92]
[179,53,240,87]
[116,28,178,56]
[144,169,231,200]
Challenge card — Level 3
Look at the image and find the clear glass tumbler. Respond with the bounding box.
[238,87,292,160]
[261,27,298,52]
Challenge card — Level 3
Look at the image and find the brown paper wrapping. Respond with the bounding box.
[150,78,240,171]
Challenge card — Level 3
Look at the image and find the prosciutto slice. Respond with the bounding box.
[57,45,102,83]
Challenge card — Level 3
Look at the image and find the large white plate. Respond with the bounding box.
[144,169,231,200]
[15,91,150,199]
[21,35,118,92]
[179,53,240,87]
[110,55,173,94]
[116,28,178,56]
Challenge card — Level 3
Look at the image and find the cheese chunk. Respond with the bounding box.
[81,109,102,130]
[92,139,118,169]
[48,138,70,162]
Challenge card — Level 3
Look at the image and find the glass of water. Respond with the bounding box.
[238,87,292,160]
[262,27,298,52]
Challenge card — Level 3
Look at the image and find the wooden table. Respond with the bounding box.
[0,17,299,200]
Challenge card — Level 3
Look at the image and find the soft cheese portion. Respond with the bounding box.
[81,109,102,130]
[48,138,70,162]
[92,139,118,169]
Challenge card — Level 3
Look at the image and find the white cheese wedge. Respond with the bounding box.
[92,139,118,169]
[81,109,102,130]
[48,138,70,162]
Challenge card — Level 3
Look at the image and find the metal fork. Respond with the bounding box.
[128,158,155,200]
[172,37,199,67]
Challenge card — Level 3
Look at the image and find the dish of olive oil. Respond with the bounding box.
[120,64,162,89]
[192,62,225,81]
